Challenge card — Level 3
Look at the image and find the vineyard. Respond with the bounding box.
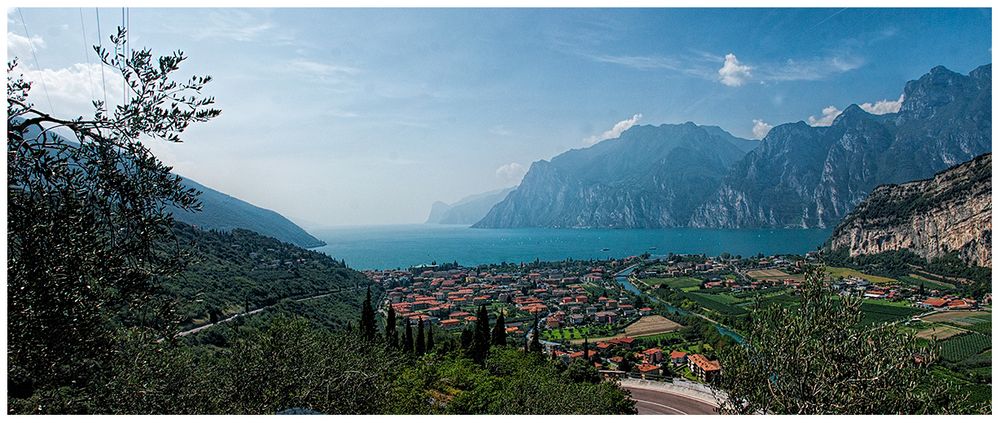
[857,301,922,326]
[683,292,748,316]
[940,332,991,362]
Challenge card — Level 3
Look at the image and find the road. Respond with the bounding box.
[626,386,718,415]
[175,285,368,337]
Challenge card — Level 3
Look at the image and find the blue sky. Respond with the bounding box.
[7,8,992,226]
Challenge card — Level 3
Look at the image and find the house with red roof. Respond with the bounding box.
[688,354,721,382]
[921,297,949,309]
[642,348,664,364]
[669,351,687,366]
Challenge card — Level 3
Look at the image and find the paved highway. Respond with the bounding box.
[625,386,718,415]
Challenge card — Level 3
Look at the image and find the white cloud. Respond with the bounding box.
[718,53,752,87]
[187,10,277,42]
[19,63,125,118]
[859,94,904,115]
[765,56,864,82]
[288,58,360,77]
[807,106,842,127]
[806,93,904,127]
[7,31,44,60]
[751,119,773,140]
[495,162,527,183]
[584,113,642,145]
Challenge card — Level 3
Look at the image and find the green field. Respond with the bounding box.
[825,267,897,284]
[541,324,618,341]
[940,332,991,363]
[857,300,922,326]
[898,274,956,291]
[645,277,702,290]
[683,292,748,316]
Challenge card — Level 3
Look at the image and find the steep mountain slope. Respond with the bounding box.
[474,123,759,228]
[825,154,991,267]
[426,187,515,224]
[690,64,991,228]
[170,177,326,248]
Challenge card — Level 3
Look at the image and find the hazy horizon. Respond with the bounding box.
[8,7,991,225]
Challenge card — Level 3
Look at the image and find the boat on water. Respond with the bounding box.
[601,248,610,251]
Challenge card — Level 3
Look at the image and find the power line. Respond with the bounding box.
[95,8,109,108]
[16,8,55,115]
[122,7,126,107]
[79,8,95,100]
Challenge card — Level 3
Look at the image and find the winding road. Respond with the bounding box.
[620,379,720,415]
[628,387,718,415]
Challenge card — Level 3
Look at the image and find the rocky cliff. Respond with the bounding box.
[690,64,991,228]
[825,154,991,267]
[473,123,759,228]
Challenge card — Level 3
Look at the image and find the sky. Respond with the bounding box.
[6,8,993,226]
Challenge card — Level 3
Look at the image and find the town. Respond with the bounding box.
[364,251,991,386]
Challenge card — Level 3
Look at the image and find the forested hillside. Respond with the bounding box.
[161,222,368,329]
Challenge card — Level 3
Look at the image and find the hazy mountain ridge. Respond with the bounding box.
[825,153,991,267]
[473,123,759,228]
[425,187,515,224]
[689,64,992,228]
[170,177,327,248]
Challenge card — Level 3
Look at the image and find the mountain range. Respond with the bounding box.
[10,117,324,249]
[426,187,515,224]
[169,177,326,248]
[473,123,760,228]
[475,64,991,230]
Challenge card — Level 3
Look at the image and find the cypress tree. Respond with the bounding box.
[426,323,435,353]
[460,327,474,351]
[359,287,377,341]
[470,305,491,364]
[491,311,507,347]
[403,318,413,353]
[583,336,590,361]
[385,306,398,349]
[529,314,542,354]
[415,319,426,356]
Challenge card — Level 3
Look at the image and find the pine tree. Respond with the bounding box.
[403,318,414,354]
[426,324,435,353]
[470,305,491,363]
[491,310,507,347]
[415,319,426,356]
[385,305,398,349]
[359,287,377,341]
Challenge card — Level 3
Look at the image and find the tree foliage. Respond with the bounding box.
[7,27,220,401]
[717,267,976,414]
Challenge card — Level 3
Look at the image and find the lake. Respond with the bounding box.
[311,224,832,270]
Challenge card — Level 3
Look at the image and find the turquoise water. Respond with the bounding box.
[312,224,831,270]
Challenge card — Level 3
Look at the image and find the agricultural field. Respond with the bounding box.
[924,311,991,328]
[940,332,991,363]
[644,276,702,291]
[825,267,897,284]
[746,269,790,280]
[683,292,748,316]
[897,273,956,291]
[622,315,682,337]
[541,324,618,342]
[915,325,966,340]
[857,300,922,326]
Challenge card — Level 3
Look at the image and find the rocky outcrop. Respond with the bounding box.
[826,154,991,267]
[691,64,991,229]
